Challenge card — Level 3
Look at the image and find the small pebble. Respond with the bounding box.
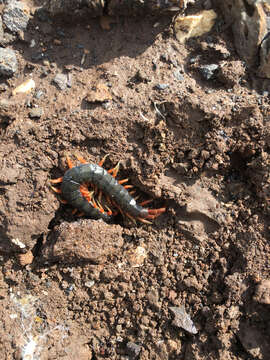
[85,280,95,288]
[169,306,198,334]
[126,342,142,359]
[34,90,44,99]
[155,83,169,90]
[199,64,219,80]
[29,107,44,119]
[173,70,184,81]
[0,47,17,76]
[53,73,68,90]
[3,1,30,33]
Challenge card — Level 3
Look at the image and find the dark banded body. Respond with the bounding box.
[61,164,148,221]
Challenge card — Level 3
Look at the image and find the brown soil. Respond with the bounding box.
[1,1,270,360]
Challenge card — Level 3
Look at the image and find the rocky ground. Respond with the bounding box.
[0,0,270,359]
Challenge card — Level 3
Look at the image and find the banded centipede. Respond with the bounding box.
[51,155,166,224]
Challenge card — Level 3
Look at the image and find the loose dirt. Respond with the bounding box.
[0,1,270,359]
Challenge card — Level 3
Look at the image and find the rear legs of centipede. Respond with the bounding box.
[50,154,166,224]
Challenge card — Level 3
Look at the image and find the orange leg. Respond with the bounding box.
[137,217,152,224]
[105,205,113,216]
[96,200,105,213]
[66,156,74,169]
[118,178,129,185]
[99,154,109,167]
[146,207,166,219]
[75,154,87,164]
[50,177,63,184]
[51,186,62,194]
[124,212,137,224]
[139,199,153,206]
[108,162,120,178]
[124,185,133,189]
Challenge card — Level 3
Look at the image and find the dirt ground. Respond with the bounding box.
[0,1,270,359]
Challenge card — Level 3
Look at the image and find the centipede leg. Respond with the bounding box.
[99,154,109,167]
[124,212,137,224]
[51,186,62,194]
[124,185,133,189]
[137,217,152,224]
[60,199,68,204]
[139,199,153,206]
[66,156,74,169]
[75,154,87,164]
[105,205,113,216]
[50,177,63,184]
[118,178,129,185]
[108,162,120,178]
[146,207,166,219]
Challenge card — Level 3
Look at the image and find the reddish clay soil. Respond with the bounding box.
[0,2,270,360]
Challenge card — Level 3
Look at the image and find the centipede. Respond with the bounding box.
[50,154,166,224]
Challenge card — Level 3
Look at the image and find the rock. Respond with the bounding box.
[0,15,4,41]
[155,83,169,90]
[217,1,270,77]
[85,83,112,103]
[0,47,17,76]
[253,279,270,304]
[41,219,123,264]
[3,0,30,33]
[183,276,203,291]
[17,250,34,266]
[258,34,270,78]
[199,64,219,80]
[147,289,161,310]
[0,164,25,184]
[238,321,270,359]
[45,0,188,17]
[174,10,217,43]
[126,245,147,267]
[177,182,226,242]
[28,107,44,119]
[52,73,68,90]
[169,306,198,334]
[126,342,142,359]
[173,69,184,81]
[12,78,35,95]
[0,98,17,122]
